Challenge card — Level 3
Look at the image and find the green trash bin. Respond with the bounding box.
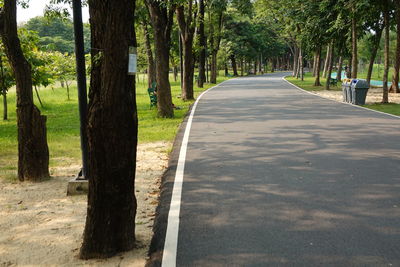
[351,79,369,105]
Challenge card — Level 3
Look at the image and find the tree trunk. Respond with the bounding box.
[240,58,244,76]
[351,15,358,78]
[322,45,330,78]
[144,23,156,89]
[147,0,175,117]
[299,47,304,81]
[292,45,299,77]
[80,0,138,259]
[210,50,217,83]
[0,54,8,120]
[34,85,44,108]
[176,4,196,100]
[366,25,383,86]
[230,55,238,76]
[312,52,317,77]
[382,1,389,103]
[0,0,49,181]
[314,46,322,86]
[337,56,343,82]
[197,0,206,88]
[173,66,178,82]
[325,42,335,90]
[390,1,400,93]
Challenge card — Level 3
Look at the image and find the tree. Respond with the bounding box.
[382,0,390,103]
[80,0,138,259]
[208,0,226,83]
[390,0,400,93]
[0,0,50,181]
[176,0,197,100]
[146,0,175,118]
[197,0,206,87]
[0,46,15,120]
[51,52,76,100]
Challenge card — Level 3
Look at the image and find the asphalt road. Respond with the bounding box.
[175,72,400,266]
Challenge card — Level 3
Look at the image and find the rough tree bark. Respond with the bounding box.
[143,23,156,89]
[176,3,196,100]
[0,0,49,181]
[351,14,358,78]
[382,1,389,103]
[146,0,175,117]
[314,46,322,86]
[390,1,400,93]
[197,0,206,88]
[366,25,383,86]
[79,0,138,259]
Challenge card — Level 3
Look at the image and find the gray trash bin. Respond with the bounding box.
[341,79,352,103]
[351,79,369,105]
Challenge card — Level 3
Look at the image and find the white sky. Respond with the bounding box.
[17,0,89,23]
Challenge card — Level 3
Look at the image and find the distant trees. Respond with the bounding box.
[23,16,90,53]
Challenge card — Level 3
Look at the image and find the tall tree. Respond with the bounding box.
[382,0,390,103]
[176,0,197,100]
[197,0,206,87]
[208,0,226,83]
[351,12,358,78]
[390,0,400,93]
[80,0,138,258]
[146,0,175,117]
[0,0,50,181]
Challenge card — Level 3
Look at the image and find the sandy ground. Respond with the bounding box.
[312,87,400,104]
[0,141,170,267]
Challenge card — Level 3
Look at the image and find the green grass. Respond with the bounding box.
[0,72,230,178]
[363,103,400,116]
[285,72,341,91]
[285,72,400,117]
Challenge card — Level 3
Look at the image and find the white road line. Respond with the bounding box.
[283,77,400,119]
[161,79,234,267]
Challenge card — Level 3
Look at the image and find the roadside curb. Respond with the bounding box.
[283,76,400,120]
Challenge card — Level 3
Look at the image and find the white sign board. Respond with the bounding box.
[128,47,137,75]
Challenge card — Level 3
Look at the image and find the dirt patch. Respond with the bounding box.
[0,141,170,266]
[312,87,400,104]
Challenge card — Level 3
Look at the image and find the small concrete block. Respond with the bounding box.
[67,178,88,196]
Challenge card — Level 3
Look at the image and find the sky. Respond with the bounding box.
[17,0,89,23]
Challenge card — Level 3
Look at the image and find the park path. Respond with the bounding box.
[164,72,400,266]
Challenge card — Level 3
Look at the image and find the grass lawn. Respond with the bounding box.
[0,73,230,180]
[285,72,400,117]
[363,103,400,116]
[285,72,341,91]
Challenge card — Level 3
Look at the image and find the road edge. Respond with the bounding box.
[283,76,400,119]
[145,78,235,267]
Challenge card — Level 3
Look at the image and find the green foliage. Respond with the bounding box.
[22,16,91,53]
[0,73,231,179]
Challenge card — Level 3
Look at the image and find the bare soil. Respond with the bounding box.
[312,87,400,104]
[0,141,170,267]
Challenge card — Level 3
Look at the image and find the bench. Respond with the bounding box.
[147,82,157,109]
[329,78,338,86]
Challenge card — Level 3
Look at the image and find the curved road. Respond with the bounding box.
[165,72,400,266]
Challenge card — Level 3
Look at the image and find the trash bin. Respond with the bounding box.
[351,79,369,105]
[341,78,352,103]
